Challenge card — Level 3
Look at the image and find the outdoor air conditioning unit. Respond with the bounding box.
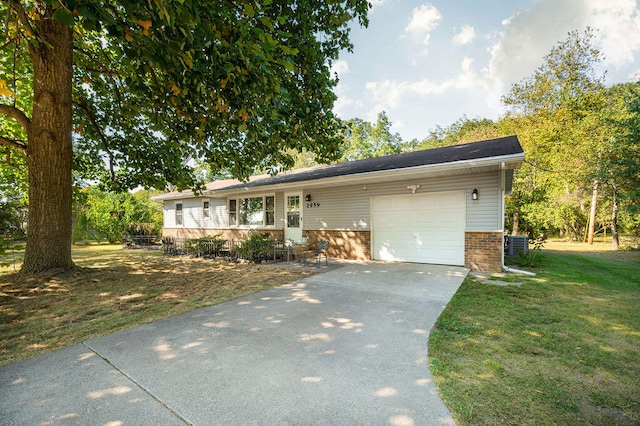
[507,236,529,256]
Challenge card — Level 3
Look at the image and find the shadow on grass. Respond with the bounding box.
[0,246,313,366]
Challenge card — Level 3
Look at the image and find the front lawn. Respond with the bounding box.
[0,244,312,366]
[429,243,640,425]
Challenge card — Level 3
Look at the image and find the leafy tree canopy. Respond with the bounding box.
[1,0,370,273]
[342,111,414,161]
[1,0,370,189]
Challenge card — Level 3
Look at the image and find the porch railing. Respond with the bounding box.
[161,237,294,262]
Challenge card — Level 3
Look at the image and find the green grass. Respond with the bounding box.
[0,245,312,366]
[429,248,640,425]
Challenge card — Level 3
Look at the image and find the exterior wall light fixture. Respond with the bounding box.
[407,184,421,194]
[472,188,479,200]
[305,194,312,202]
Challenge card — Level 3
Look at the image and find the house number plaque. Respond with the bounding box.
[306,202,321,208]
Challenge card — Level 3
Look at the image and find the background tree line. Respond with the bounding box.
[1,23,637,263]
[275,29,640,248]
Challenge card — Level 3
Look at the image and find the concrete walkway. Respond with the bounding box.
[0,262,467,426]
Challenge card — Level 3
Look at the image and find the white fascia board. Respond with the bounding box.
[151,192,201,201]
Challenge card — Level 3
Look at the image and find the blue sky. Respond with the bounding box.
[333,0,640,141]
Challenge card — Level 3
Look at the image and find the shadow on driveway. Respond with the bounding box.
[0,262,467,425]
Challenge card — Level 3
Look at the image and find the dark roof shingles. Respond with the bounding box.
[219,135,523,191]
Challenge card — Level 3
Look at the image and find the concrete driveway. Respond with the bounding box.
[0,262,467,426]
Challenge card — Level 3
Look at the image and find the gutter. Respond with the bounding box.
[152,152,525,201]
[500,161,536,277]
[201,152,525,197]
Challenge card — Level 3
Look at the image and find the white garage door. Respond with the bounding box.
[372,191,465,265]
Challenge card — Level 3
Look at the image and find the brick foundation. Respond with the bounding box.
[163,227,502,272]
[304,230,370,260]
[162,228,284,241]
[465,231,503,272]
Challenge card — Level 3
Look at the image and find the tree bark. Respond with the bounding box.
[512,212,519,236]
[611,182,619,250]
[587,179,598,245]
[21,17,75,274]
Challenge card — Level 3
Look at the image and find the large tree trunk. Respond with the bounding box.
[587,179,598,245]
[21,17,75,274]
[512,212,519,236]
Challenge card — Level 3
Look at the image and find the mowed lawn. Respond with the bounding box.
[429,240,640,425]
[0,244,313,367]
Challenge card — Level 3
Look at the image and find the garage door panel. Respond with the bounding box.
[372,191,465,266]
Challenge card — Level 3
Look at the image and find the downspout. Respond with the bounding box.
[500,162,536,276]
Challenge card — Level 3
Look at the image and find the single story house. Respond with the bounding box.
[153,135,524,272]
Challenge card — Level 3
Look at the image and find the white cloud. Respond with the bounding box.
[332,83,354,118]
[585,0,640,69]
[488,0,588,94]
[365,57,490,108]
[404,4,442,52]
[330,60,350,78]
[365,105,387,123]
[390,119,405,133]
[369,0,389,12]
[452,25,476,45]
[365,80,408,108]
[331,60,355,117]
[487,0,640,96]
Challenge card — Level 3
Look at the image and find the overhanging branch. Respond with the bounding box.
[0,104,31,133]
[0,135,27,152]
[73,101,116,181]
[76,48,123,108]
[6,0,37,39]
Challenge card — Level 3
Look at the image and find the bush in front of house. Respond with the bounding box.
[232,234,273,262]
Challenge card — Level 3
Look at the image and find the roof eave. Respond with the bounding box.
[202,152,525,196]
[151,191,200,201]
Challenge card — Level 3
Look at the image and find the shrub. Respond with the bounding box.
[232,234,272,261]
[516,235,546,268]
[184,235,227,256]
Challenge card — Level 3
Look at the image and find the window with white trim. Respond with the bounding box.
[175,202,183,226]
[202,199,210,220]
[228,195,275,227]
[228,199,237,226]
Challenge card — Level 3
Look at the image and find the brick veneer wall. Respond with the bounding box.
[305,230,370,260]
[163,227,502,272]
[465,231,503,272]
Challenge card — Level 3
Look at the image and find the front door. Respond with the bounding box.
[284,192,303,242]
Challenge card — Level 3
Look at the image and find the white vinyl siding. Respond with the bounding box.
[211,198,228,227]
[164,197,228,228]
[303,171,501,231]
[162,171,502,233]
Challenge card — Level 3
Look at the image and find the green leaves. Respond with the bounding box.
[243,4,255,18]
[342,111,408,161]
[52,8,74,26]
[500,29,640,242]
[4,0,370,193]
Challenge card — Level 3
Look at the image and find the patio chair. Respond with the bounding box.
[311,240,329,267]
[162,236,176,255]
[273,239,293,262]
